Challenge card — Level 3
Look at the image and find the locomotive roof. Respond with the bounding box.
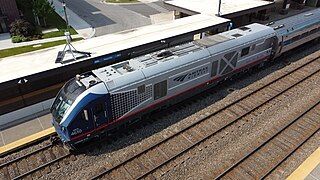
[90,23,275,91]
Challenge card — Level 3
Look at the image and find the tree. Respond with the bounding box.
[32,0,55,27]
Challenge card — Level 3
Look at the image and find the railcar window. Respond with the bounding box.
[301,32,309,38]
[154,80,167,100]
[137,85,146,94]
[292,35,300,42]
[310,28,318,35]
[241,47,250,57]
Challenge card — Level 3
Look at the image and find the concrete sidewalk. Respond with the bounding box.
[0,33,81,50]
[51,0,95,39]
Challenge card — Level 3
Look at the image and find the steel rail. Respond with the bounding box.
[261,128,320,179]
[0,143,53,169]
[136,66,320,180]
[0,135,57,158]
[214,99,320,179]
[12,152,71,180]
[91,53,320,179]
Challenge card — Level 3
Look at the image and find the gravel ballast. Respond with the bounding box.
[38,40,320,179]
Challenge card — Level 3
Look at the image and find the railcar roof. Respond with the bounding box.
[268,8,320,35]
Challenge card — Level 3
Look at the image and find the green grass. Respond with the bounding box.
[105,0,138,3]
[0,38,82,58]
[16,0,77,39]
[41,11,77,39]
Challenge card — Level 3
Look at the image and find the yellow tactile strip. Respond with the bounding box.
[0,127,56,156]
[287,147,320,180]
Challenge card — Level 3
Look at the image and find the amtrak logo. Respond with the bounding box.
[173,74,188,82]
[173,67,209,83]
[71,128,82,136]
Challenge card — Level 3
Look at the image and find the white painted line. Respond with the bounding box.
[38,118,45,130]
[0,131,6,146]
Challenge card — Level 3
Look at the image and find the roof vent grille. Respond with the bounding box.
[231,33,243,38]
[157,51,173,58]
[238,26,250,31]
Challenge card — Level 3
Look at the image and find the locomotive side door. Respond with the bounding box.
[92,101,107,128]
[68,107,94,139]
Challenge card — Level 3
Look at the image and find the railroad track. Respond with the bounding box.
[214,99,320,179]
[90,55,320,180]
[0,141,71,179]
[1,55,318,179]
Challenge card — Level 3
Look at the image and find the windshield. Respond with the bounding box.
[51,78,86,123]
[51,96,73,123]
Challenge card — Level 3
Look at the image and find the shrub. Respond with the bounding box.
[10,19,35,37]
[11,35,30,43]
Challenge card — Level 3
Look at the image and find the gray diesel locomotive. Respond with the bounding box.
[51,9,320,148]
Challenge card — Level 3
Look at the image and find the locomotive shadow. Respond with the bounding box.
[80,40,320,157]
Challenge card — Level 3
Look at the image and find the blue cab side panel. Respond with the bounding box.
[60,93,105,141]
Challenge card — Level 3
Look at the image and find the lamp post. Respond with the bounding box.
[217,0,222,17]
[62,0,70,32]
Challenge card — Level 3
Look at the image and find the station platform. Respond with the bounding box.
[287,147,320,180]
[0,14,229,84]
[0,113,55,156]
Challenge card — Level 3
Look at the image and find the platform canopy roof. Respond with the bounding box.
[0,14,229,83]
[165,0,274,16]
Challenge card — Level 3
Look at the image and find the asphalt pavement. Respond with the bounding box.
[120,3,160,17]
[64,0,164,36]
[120,1,168,17]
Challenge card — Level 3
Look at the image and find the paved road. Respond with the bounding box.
[64,0,161,36]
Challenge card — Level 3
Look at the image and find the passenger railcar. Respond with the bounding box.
[51,9,320,148]
[269,8,320,56]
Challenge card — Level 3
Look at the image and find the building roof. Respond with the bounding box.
[0,14,229,84]
[165,0,274,16]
